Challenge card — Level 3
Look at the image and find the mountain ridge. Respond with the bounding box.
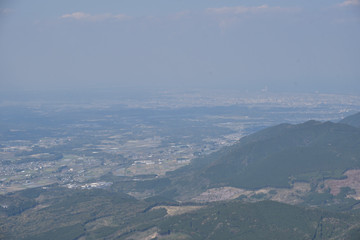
[339,112,360,128]
[156,114,360,202]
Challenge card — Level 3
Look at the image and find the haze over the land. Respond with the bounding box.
[2,2,360,239]
[1,0,360,97]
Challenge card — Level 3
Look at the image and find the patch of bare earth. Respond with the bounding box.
[127,190,155,199]
[323,169,360,199]
[192,187,252,202]
[192,182,311,205]
[271,183,311,204]
[124,227,159,240]
[151,205,203,216]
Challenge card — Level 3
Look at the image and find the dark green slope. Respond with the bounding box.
[340,112,360,128]
[168,120,360,191]
[155,200,360,240]
[2,186,360,240]
[0,186,167,240]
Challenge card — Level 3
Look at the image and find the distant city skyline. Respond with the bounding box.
[1,0,359,96]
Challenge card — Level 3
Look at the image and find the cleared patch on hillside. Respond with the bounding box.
[124,227,159,240]
[151,205,203,216]
[270,183,311,204]
[324,169,360,199]
[192,182,311,204]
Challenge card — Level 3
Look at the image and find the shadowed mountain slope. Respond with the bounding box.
[156,200,360,240]
[340,112,360,128]
[167,120,360,194]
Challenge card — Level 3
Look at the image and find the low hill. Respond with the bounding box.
[340,112,360,128]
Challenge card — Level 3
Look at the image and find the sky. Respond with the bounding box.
[0,0,359,97]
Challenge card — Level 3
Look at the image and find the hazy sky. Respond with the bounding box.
[0,0,359,96]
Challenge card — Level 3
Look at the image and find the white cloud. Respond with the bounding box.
[205,5,301,29]
[60,12,130,21]
[206,5,301,15]
[173,10,191,19]
[0,8,13,15]
[113,14,129,20]
[61,12,90,20]
[339,0,360,6]
[207,5,268,14]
